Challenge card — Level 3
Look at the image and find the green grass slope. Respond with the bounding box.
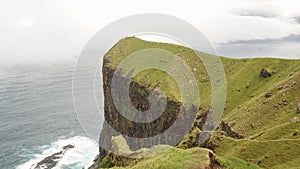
[100,37,300,169]
[99,147,260,169]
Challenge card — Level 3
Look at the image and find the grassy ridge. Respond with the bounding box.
[101,37,300,168]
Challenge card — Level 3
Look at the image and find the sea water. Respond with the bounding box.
[0,63,101,169]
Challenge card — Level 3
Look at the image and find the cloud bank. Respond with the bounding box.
[1,0,300,66]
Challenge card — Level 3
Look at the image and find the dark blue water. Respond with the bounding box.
[0,63,99,169]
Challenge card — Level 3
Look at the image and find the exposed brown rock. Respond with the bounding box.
[260,69,272,78]
[265,92,272,98]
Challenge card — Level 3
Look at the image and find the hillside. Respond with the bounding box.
[93,37,300,169]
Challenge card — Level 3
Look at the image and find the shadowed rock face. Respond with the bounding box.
[98,65,187,159]
[220,121,244,139]
[33,144,75,169]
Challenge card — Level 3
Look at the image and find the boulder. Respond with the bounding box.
[245,83,250,89]
[62,144,75,150]
[260,69,272,78]
[265,92,272,98]
[297,103,300,114]
[283,99,288,106]
[290,117,299,123]
[112,135,133,156]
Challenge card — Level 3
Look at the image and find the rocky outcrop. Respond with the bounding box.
[99,134,220,169]
[97,57,197,167]
[220,121,244,139]
[260,69,272,78]
[98,135,174,168]
[265,92,272,98]
[33,144,75,169]
[111,135,133,156]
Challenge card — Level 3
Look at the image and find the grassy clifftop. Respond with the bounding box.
[97,37,300,169]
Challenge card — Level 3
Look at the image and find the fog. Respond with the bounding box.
[1,0,300,66]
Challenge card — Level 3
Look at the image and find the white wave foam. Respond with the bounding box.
[16,136,98,169]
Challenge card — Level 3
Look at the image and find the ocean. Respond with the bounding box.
[0,62,101,169]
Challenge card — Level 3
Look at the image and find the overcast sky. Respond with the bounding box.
[1,0,300,66]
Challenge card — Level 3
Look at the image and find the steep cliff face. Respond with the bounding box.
[99,64,184,155]
[95,37,211,168]
[93,37,300,169]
